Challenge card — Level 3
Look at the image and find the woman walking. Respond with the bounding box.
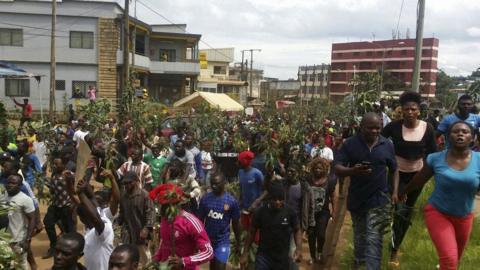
[381,91,437,265]
[307,158,336,264]
[400,121,480,270]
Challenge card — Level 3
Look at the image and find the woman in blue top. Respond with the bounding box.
[401,121,480,270]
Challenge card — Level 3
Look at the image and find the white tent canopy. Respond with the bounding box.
[173,91,244,111]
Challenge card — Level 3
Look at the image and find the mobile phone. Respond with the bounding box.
[361,161,371,167]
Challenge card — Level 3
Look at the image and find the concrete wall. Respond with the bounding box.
[0,63,98,111]
[0,13,98,64]
[0,0,121,18]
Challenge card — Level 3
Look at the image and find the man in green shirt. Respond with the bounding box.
[143,144,167,187]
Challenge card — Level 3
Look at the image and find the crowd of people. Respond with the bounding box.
[0,91,479,270]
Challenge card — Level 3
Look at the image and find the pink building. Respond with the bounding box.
[329,38,439,101]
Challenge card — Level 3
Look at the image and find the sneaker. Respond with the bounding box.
[42,249,54,259]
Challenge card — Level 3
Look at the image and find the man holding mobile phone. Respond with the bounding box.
[335,112,399,270]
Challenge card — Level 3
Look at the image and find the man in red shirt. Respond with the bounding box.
[150,183,213,269]
[12,98,32,128]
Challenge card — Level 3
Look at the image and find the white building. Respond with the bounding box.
[0,0,201,112]
[298,64,330,100]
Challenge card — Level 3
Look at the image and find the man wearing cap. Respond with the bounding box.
[151,183,214,269]
[240,182,302,270]
[238,151,264,231]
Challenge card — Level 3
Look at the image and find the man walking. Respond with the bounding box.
[198,173,241,270]
[118,171,154,267]
[335,112,399,270]
[151,183,214,269]
[1,174,36,269]
[43,157,76,259]
[240,182,302,270]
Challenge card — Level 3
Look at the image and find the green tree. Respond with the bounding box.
[436,69,457,108]
[466,81,480,103]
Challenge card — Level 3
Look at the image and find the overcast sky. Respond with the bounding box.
[124,0,480,80]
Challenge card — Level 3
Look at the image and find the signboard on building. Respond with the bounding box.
[199,52,208,69]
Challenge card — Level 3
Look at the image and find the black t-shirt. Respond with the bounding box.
[252,204,299,266]
[309,176,336,214]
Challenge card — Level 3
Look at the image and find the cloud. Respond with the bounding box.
[467,27,480,38]
[129,0,480,79]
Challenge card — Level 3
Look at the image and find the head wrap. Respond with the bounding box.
[238,151,254,167]
[149,183,184,205]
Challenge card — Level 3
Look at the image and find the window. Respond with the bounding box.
[309,75,315,82]
[376,51,383,56]
[159,49,176,62]
[72,81,96,97]
[213,65,227,74]
[387,50,393,56]
[5,79,29,96]
[0,28,23,46]
[401,50,407,56]
[55,80,66,91]
[353,52,360,56]
[367,51,373,56]
[70,31,94,49]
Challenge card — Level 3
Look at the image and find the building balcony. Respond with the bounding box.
[149,61,199,75]
[116,51,200,75]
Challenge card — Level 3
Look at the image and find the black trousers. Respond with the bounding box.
[391,171,424,252]
[43,205,75,249]
[308,210,331,260]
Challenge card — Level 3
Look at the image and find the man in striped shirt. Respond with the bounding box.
[151,183,213,269]
[117,148,153,191]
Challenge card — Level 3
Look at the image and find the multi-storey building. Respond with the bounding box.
[329,38,439,101]
[260,79,300,104]
[0,0,200,110]
[197,48,246,94]
[298,64,330,100]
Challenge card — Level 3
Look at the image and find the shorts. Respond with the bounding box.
[213,244,231,264]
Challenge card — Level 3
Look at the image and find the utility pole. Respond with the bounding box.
[412,0,425,93]
[240,50,245,81]
[122,0,130,94]
[243,49,261,98]
[49,0,56,121]
[131,0,137,67]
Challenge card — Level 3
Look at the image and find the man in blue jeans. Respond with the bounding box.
[335,112,399,270]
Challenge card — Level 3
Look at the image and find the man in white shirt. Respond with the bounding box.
[66,173,114,270]
[73,118,89,147]
[1,174,36,269]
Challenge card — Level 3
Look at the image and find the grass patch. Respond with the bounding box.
[339,181,480,269]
